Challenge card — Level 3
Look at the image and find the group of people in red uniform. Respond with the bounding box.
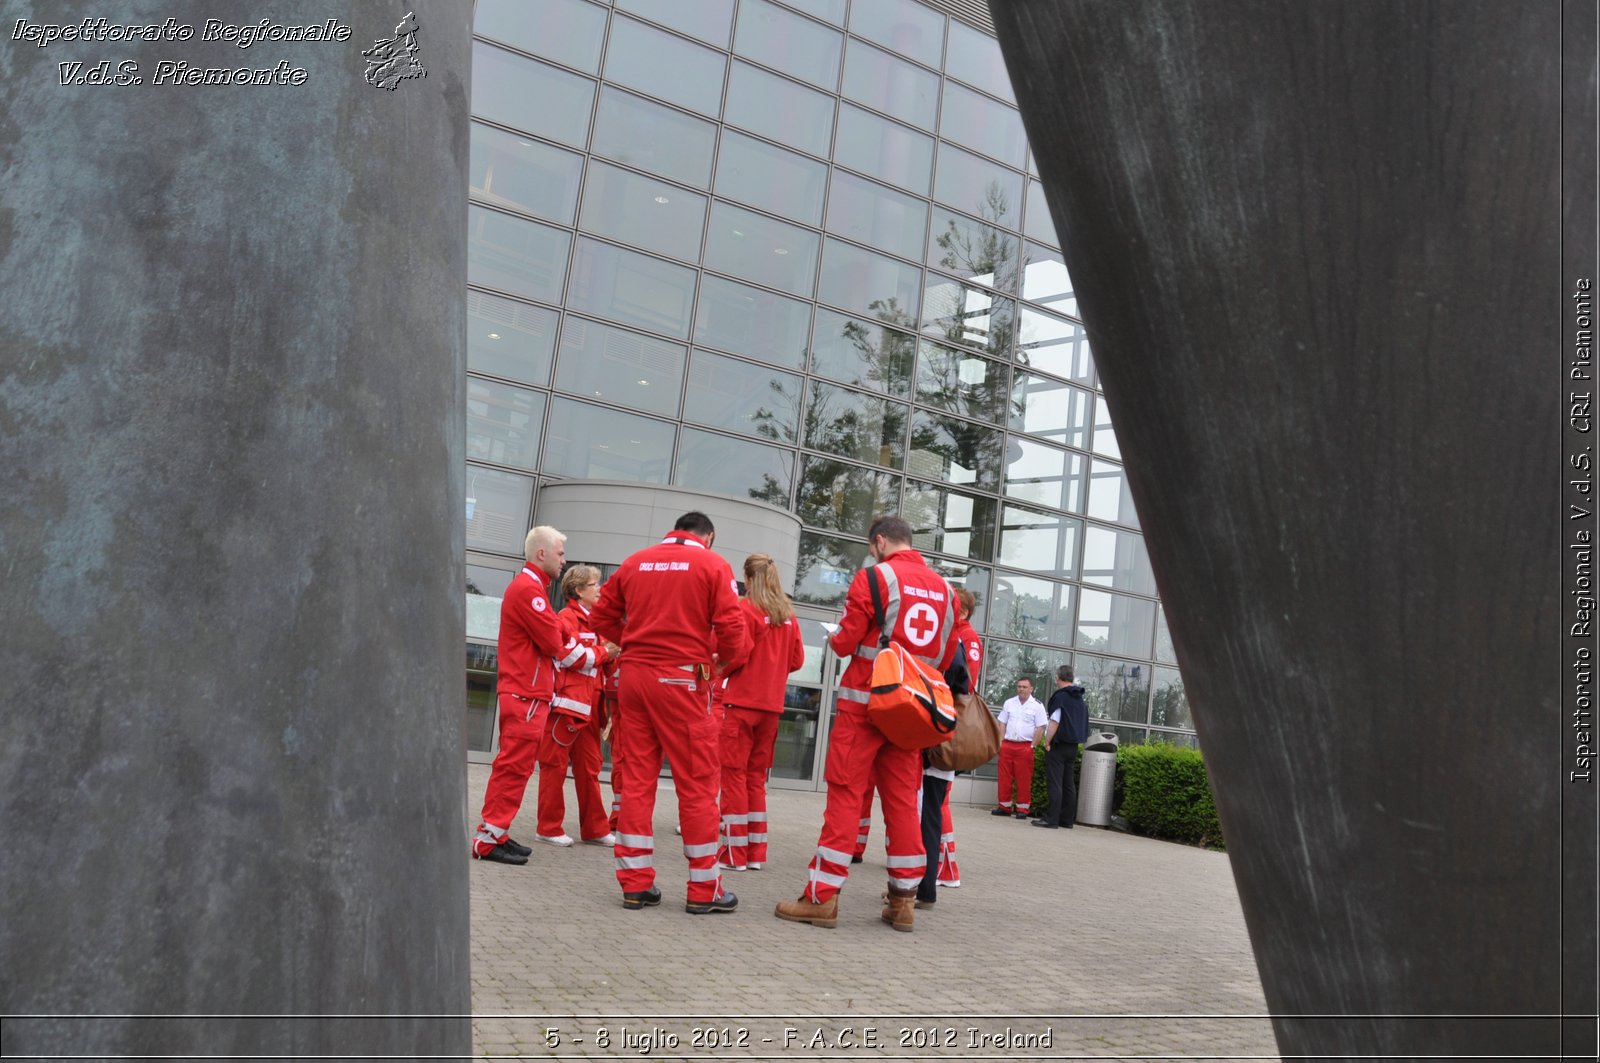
[471,511,983,935]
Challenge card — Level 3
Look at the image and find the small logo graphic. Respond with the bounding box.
[532,596,547,612]
[903,602,939,647]
[363,11,425,90]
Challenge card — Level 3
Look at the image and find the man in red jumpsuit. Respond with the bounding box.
[472,526,594,864]
[591,512,751,914]
[775,515,956,933]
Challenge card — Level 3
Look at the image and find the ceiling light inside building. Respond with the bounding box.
[486,333,501,340]
[773,247,789,255]
[654,195,670,204]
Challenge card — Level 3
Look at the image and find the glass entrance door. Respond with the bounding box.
[768,615,838,791]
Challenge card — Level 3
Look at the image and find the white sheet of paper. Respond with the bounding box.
[820,621,840,636]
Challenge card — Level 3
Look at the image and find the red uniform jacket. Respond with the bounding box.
[552,602,609,719]
[721,600,806,713]
[497,565,576,702]
[953,617,984,688]
[829,548,957,699]
[591,531,751,673]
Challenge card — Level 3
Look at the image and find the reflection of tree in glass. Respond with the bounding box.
[1150,680,1187,728]
[934,182,1020,293]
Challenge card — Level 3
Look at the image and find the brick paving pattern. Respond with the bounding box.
[468,763,1279,1062]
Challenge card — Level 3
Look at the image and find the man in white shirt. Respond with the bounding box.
[992,678,1048,819]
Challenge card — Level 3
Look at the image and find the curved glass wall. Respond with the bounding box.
[466,0,1186,752]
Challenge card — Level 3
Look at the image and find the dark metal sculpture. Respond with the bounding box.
[990,0,1594,1056]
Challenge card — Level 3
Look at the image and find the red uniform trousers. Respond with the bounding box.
[936,790,961,885]
[717,706,779,869]
[852,768,879,858]
[802,702,924,902]
[612,664,724,904]
[603,692,624,831]
[535,712,610,841]
[473,693,549,855]
[996,740,1035,813]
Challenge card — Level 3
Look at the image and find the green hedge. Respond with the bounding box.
[1030,740,1224,850]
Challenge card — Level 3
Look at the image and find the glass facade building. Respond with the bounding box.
[464,0,1193,783]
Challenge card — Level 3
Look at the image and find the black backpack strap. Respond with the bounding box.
[865,564,889,649]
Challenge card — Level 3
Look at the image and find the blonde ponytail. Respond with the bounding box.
[743,553,794,624]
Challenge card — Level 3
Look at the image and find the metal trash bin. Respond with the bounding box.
[1076,732,1120,827]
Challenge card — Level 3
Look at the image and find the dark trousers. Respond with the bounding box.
[1043,743,1079,827]
[917,774,950,902]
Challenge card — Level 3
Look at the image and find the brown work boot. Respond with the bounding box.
[880,886,917,933]
[774,894,838,928]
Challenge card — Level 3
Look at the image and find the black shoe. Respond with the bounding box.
[500,837,533,857]
[1031,820,1059,829]
[990,808,1013,817]
[474,843,528,865]
[1013,812,1029,819]
[622,886,662,910]
[850,854,864,864]
[686,890,738,915]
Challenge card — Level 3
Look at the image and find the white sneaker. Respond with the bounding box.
[746,861,762,870]
[536,833,574,847]
[584,833,617,846]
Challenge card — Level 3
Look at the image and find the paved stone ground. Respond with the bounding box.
[467,763,1280,1062]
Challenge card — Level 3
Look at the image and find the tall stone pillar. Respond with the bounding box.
[0,3,473,1056]
[991,0,1593,1057]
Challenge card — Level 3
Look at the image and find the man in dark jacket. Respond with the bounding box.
[1035,665,1089,829]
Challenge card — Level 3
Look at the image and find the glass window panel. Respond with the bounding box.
[817,239,922,324]
[715,129,828,226]
[793,530,870,607]
[684,349,803,443]
[470,123,583,225]
[934,143,1023,230]
[578,161,707,261]
[926,560,990,634]
[998,503,1080,578]
[796,457,901,534]
[474,0,606,72]
[1020,242,1078,318]
[804,380,907,468]
[1091,394,1122,460]
[465,566,514,641]
[467,290,558,385]
[1024,179,1060,246]
[464,463,535,554]
[930,206,1022,292]
[724,61,835,158]
[467,205,571,304]
[903,480,996,562]
[849,0,944,69]
[1017,307,1095,384]
[1010,373,1090,449]
[466,646,499,752]
[916,340,1010,425]
[544,396,676,482]
[472,41,594,148]
[841,38,939,130]
[675,426,795,505]
[946,18,1015,102]
[921,274,1016,359]
[1081,521,1158,598]
[603,15,726,116]
[1154,605,1177,665]
[1149,665,1191,731]
[810,309,915,398]
[566,237,696,339]
[554,316,686,417]
[1087,459,1141,529]
[791,617,832,684]
[781,0,846,24]
[735,0,843,89]
[615,0,734,47]
[988,571,1075,647]
[1073,653,1152,726]
[467,377,545,469]
[940,81,1026,169]
[826,171,927,261]
[908,408,1003,491]
[982,638,1072,709]
[704,203,820,297]
[1004,438,1085,513]
[591,87,717,188]
[834,104,934,194]
[694,275,811,370]
[1076,588,1155,659]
